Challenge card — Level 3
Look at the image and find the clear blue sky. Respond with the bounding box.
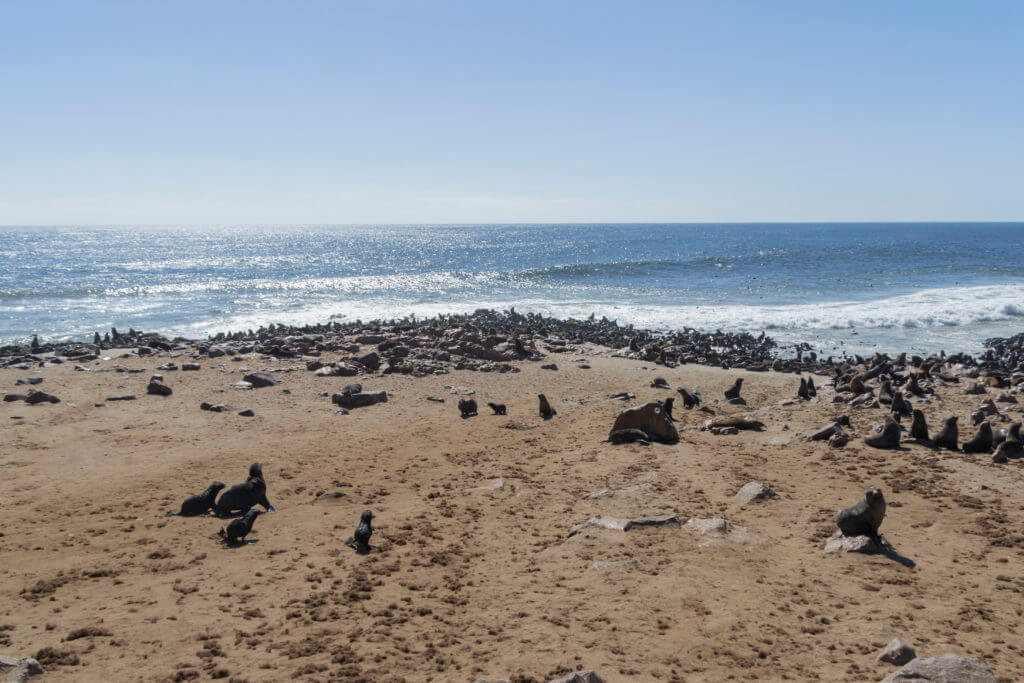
[1,1,1022,224]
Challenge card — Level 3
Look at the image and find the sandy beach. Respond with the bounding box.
[2,330,1022,682]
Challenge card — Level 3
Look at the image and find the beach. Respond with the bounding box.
[2,318,1022,682]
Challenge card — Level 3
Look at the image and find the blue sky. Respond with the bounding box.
[1,1,1022,223]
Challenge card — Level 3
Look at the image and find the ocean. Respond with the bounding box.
[2,223,1022,356]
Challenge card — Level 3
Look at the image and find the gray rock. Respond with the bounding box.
[879,654,996,682]
[549,671,603,683]
[823,531,890,554]
[735,482,775,503]
[877,638,916,666]
[243,372,277,388]
[0,654,44,682]
[568,514,679,536]
[182,363,201,371]
[14,377,42,386]
[147,379,172,396]
[231,381,253,390]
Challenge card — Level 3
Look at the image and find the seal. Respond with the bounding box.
[724,378,743,402]
[962,421,993,453]
[167,482,225,516]
[864,416,900,449]
[346,509,374,554]
[797,378,810,400]
[220,509,262,544]
[607,428,651,444]
[538,394,556,419]
[677,387,700,409]
[487,402,507,415]
[806,377,817,397]
[993,421,1021,447]
[458,398,478,417]
[890,390,911,417]
[835,486,886,538]
[910,409,929,441]
[661,396,675,421]
[215,462,276,517]
[933,416,959,450]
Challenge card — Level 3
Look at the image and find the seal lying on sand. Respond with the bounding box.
[220,509,262,544]
[933,416,959,450]
[215,462,276,516]
[865,416,901,449]
[345,510,375,554]
[836,486,886,538]
[607,428,651,444]
[458,398,478,417]
[538,394,556,419]
[167,482,225,516]
[487,402,507,415]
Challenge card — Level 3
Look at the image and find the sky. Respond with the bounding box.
[1,1,1022,224]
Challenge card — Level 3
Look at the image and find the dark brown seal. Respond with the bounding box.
[220,509,262,544]
[724,378,743,402]
[487,402,507,415]
[835,486,886,538]
[538,394,556,419]
[215,462,275,517]
[910,409,929,441]
[346,510,374,554]
[458,398,478,417]
[962,421,993,453]
[864,416,900,449]
[933,416,959,450]
[167,482,225,516]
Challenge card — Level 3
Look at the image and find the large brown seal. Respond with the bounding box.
[910,409,929,441]
[933,416,959,450]
[215,462,275,516]
[167,482,225,516]
[962,421,993,453]
[835,486,886,538]
[864,416,900,449]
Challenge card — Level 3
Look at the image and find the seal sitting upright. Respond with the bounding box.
[835,486,886,539]
[345,510,375,554]
[538,394,556,419]
[167,482,225,516]
[215,462,276,517]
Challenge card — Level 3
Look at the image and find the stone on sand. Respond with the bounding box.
[568,514,680,536]
[0,654,43,682]
[735,482,775,503]
[549,672,603,683]
[823,531,891,554]
[879,654,996,682]
[877,638,916,666]
[243,372,277,388]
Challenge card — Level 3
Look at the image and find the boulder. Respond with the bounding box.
[181,363,200,371]
[735,482,775,503]
[243,372,277,388]
[879,654,996,682]
[568,514,679,536]
[147,379,172,396]
[608,402,679,444]
[549,673,603,683]
[0,654,44,682]
[24,390,60,404]
[877,638,916,666]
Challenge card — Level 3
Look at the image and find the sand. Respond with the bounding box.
[1,348,1023,682]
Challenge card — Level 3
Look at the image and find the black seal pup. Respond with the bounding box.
[797,378,810,400]
[724,378,743,403]
[962,421,993,453]
[538,394,556,419]
[864,416,900,449]
[167,482,225,516]
[835,486,886,539]
[933,416,959,450]
[346,510,374,554]
[215,462,276,516]
[607,428,651,445]
[677,387,700,409]
[910,409,929,441]
[220,509,262,544]
[661,396,675,421]
[487,402,507,415]
[458,398,478,417]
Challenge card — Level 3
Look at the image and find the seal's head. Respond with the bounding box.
[360,510,373,524]
[248,462,264,480]
[864,486,884,504]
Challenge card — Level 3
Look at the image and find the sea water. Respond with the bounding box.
[2,223,1022,356]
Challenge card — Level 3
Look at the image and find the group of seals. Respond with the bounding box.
[836,486,886,539]
[166,463,275,546]
[797,377,817,400]
[454,395,556,419]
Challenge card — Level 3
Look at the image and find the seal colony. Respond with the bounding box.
[2,310,1023,681]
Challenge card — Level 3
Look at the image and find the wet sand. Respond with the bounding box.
[1,348,1023,681]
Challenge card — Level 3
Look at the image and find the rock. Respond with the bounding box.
[608,402,679,444]
[243,372,277,388]
[711,426,739,435]
[735,482,775,503]
[182,363,200,371]
[549,672,603,683]
[589,559,638,572]
[877,638,916,666]
[426,396,445,403]
[106,395,136,401]
[238,409,255,417]
[14,377,42,386]
[0,654,44,682]
[156,362,178,371]
[332,390,388,409]
[315,491,346,503]
[684,517,730,536]
[828,433,849,448]
[478,478,506,491]
[230,381,253,390]
[823,531,891,554]
[879,654,996,682]
[147,378,172,396]
[650,377,669,388]
[568,514,680,536]
[357,351,381,370]
[810,422,840,441]
[315,363,360,377]
[541,363,558,370]
[24,390,60,404]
